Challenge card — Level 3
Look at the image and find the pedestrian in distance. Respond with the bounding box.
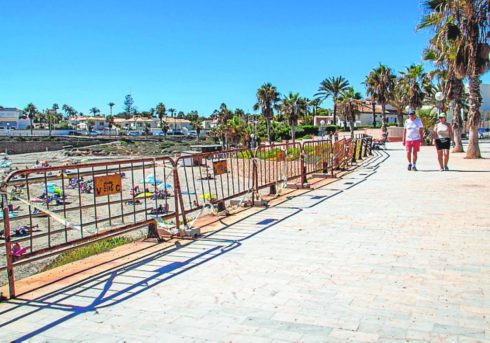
[433,113,453,171]
[403,109,424,171]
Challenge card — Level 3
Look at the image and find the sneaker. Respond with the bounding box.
[412,166,418,171]
[440,168,444,172]
[408,164,412,171]
[444,166,449,171]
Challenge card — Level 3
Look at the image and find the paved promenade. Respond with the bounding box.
[1,142,490,342]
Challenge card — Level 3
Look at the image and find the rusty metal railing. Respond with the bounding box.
[0,137,373,298]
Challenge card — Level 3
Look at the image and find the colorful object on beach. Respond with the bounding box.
[135,192,154,198]
[157,183,172,190]
[45,183,61,194]
[143,174,162,185]
[199,193,216,201]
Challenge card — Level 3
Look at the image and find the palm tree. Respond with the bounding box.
[168,108,176,134]
[338,87,363,138]
[155,102,166,131]
[418,0,489,157]
[253,83,281,144]
[24,103,37,136]
[108,102,115,116]
[106,115,115,136]
[314,76,349,126]
[389,80,408,127]
[281,92,301,142]
[365,64,396,126]
[399,64,430,112]
[191,119,202,141]
[89,107,100,116]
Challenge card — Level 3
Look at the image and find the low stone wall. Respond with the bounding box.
[361,128,403,142]
[0,139,108,155]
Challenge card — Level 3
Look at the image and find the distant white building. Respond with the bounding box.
[201,119,218,130]
[70,115,110,131]
[0,108,30,129]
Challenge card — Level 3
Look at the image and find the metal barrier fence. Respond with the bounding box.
[303,139,332,176]
[254,142,303,190]
[0,137,372,297]
[175,148,255,215]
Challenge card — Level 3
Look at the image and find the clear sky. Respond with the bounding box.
[1,1,488,117]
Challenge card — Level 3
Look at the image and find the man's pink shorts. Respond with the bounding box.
[406,139,421,152]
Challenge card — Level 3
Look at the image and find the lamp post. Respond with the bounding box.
[435,92,444,115]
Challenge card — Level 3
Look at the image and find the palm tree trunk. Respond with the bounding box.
[397,113,403,127]
[465,76,481,159]
[451,101,464,153]
[266,117,272,144]
[291,123,295,143]
[381,103,386,125]
[333,101,337,126]
[30,119,33,136]
[371,102,376,128]
[350,112,355,139]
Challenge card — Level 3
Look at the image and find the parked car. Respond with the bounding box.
[172,130,184,136]
[153,131,165,136]
[127,131,140,136]
[478,128,490,139]
[186,130,198,137]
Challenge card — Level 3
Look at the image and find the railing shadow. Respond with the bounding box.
[0,204,300,342]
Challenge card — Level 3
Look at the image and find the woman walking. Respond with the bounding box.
[433,113,453,171]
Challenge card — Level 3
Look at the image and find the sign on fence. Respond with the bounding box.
[94,174,122,197]
[213,160,228,175]
[276,150,286,162]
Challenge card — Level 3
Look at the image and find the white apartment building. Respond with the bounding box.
[0,108,30,129]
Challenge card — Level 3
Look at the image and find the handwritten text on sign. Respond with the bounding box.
[94,174,122,197]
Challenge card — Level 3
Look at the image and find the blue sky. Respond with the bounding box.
[1,1,488,117]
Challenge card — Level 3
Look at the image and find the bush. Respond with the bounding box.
[298,125,319,136]
[325,125,340,134]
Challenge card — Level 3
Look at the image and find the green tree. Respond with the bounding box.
[399,64,430,113]
[190,118,202,141]
[281,92,301,142]
[417,0,489,156]
[89,107,100,116]
[314,76,349,126]
[253,83,281,144]
[155,102,166,132]
[124,95,134,118]
[108,102,115,116]
[389,80,408,127]
[338,87,363,138]
[62,104,77,118]
[106,115,115,136]
[168,108,176,133]
[23,103,37,136]
[365,64,396,126]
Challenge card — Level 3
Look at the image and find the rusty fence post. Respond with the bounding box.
[3,205,15,298]
[300,148,307,185]
[172,163,181,234]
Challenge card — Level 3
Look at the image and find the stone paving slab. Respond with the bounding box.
[1,142,490,342]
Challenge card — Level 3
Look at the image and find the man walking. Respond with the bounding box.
[403,109,424,171]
